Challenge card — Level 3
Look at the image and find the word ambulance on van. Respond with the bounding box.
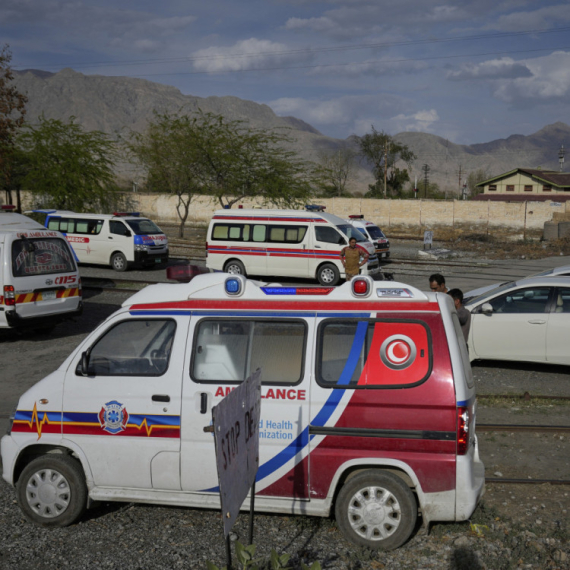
[30,210,168,272]
[206,208,380,285]
[0,206,82,330]
[346,215,390,258]
[1,271,484,550]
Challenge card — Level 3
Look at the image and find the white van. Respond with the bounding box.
[1,272,484,550]
[206,209,380,285]
[32,210,169,272]
[346,215,390,258]
[0,207,82,331]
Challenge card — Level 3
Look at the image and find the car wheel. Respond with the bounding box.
[335,470,417,550]
[111,252,128,272]
[16,455,87,527]
[224,260,246,276]
[317,263,340,286]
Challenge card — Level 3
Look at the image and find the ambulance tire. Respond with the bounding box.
[17,454,87,528]
[317,263,340,286]
[224,259,247,276]
[335,470,417,550]
[111,252,128,272]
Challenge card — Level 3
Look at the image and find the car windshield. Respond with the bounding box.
[467,281,515,305]
[126,218,162,235]
[336,224,367,242]
[366,226,386,240]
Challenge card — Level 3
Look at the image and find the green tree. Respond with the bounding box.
[128,110,315,237]
[316,147,357,197]
[466,167,490,198]
[0,44,28,208]
[18,116,117,211]
[358,127,415,198]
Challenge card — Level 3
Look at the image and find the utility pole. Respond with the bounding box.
[457,164,463,194]
[559,145,565,172]
[383,140,390,197]
[422,164,430,198]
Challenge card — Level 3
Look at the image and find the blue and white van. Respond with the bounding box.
[31,210,169,272]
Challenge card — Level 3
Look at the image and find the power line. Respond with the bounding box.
[13,25,570,71]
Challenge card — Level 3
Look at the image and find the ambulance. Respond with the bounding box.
[345,215,390,259]
[0,206,82,331]
[206,209,380,285]
[30,210,169,272]
[1,272,484,550]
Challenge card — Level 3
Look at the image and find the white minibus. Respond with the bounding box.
[31,210,169,272]
[206,209,379,285]
[0,206,82,331]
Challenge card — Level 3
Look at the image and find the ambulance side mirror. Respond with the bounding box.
[125,230,132,237]
[338,237,347,245]
[80,350,91,376]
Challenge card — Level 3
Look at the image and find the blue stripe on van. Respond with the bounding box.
[201,320,368,492]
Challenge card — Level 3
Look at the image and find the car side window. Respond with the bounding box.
[79,319,176,376]
[110,221,129,236]
[554,288,570,313]
[489,287,552,314]
[315,226,343,244]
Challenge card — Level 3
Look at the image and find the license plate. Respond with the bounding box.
[42,290,56,301]
[155,258,161,263]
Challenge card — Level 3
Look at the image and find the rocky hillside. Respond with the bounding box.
[13,68,570,194]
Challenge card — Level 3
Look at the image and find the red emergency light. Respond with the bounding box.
[113,212,140,217]
[348,215,364,219]
[0,205,16,211]
[352,277,372,297]
[166,264,209,283]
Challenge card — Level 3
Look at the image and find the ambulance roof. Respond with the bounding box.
[28,209,147,221]
[0,212,46,231]
[123,273,431,309]
[212,208,349,226]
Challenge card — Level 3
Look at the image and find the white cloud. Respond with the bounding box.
[447,58,532,80]
[446,51,570,104]
[191,38,311,73]
[483,4,570,31]
[386,109,440,133]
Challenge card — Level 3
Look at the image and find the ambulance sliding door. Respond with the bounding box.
[180,315,314,500]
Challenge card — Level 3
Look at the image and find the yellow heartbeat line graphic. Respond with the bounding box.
[16,403,56,441]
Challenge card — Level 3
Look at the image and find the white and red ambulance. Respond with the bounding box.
[1,272,483,550]
[0,207,82,331]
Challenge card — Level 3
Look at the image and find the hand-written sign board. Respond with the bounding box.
[212,368,262,538]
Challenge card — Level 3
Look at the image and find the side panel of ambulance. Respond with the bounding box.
[0,212,82,330]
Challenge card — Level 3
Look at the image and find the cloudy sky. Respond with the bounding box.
[2,0,570,143]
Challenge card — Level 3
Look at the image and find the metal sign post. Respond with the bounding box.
[209,369,262,569]
[423,230,433,250]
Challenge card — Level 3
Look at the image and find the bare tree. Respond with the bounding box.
[317,147,357,197]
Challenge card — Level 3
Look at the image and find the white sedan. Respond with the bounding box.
[463,265,570,305]
[465,276,570,365]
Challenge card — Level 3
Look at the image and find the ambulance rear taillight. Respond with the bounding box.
[456,406,470,455]
[3,285,15,306]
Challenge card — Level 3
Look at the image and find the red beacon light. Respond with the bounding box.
[113,212,140,217]
[348,214,364,219]
[166,264,209,283]
[351,276,373,297]
[0,205,16,212]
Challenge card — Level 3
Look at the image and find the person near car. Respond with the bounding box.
[340,237,369,281]
[448,288,471,342]
[429,273,448,293]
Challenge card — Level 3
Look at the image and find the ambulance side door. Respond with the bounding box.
[62,314,188,490]
[180,314,313,500]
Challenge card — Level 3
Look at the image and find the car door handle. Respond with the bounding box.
[108,236,113,239]
[528,320,546,325]
[200,392,208,414]
[315,245,321,248]
[152,394,170,402]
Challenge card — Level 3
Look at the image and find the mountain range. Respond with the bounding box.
[13,68,570,195]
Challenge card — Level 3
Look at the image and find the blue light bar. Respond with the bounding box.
[261,287,334,296]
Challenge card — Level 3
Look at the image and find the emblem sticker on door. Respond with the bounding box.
[99,400,129,434]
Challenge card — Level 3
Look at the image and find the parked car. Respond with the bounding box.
[463,265,570,304]
[465,276,570,365]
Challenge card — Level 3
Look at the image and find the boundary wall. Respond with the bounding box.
[6,193,570,239]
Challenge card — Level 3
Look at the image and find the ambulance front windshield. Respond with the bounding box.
[126,218,162,235]
[11,237,76,277]
[336,224,367,242]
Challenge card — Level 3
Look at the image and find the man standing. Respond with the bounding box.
[448,288,471,343]
[429,273,448,293]
[340,237,369,281]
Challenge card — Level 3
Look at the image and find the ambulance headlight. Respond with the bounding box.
[135,244,149,251]
[6,405,17,435]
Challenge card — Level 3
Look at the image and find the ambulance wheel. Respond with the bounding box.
[224,259,246,276]
[335,471,417,550]
[317,263,339,286]
[16,455,87,527]
[111,252,128,272]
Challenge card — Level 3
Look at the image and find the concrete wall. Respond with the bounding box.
[7,192,570,240]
